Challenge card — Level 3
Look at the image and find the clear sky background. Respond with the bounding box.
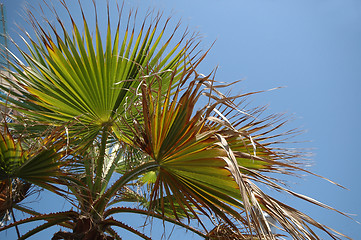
[1,0,361,239]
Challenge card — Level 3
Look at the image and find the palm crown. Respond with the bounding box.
[0,1,350,239]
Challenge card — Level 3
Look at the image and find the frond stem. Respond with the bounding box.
[94,161,159,214]
[11,208,21,239]
[94,125,111,199]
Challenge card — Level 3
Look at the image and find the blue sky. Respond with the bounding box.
[2,0,361,239]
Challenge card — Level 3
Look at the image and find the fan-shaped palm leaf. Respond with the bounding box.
[111,67,350,239]
[0,124,67,189]
[1,1,199,143]
[0,123,69,238]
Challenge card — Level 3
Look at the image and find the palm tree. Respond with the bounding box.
[0,0,351,239]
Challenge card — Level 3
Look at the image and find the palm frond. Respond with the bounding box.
[1,1,199,143]
[117,67,350,239]
[0,124,68,188]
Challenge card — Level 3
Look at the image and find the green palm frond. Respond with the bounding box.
[0,125,67,186]
[124,72,246,228]
[1,2,199,142]
[0,123,70,231]
[115,67,350,239]
[0,128,28,181]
